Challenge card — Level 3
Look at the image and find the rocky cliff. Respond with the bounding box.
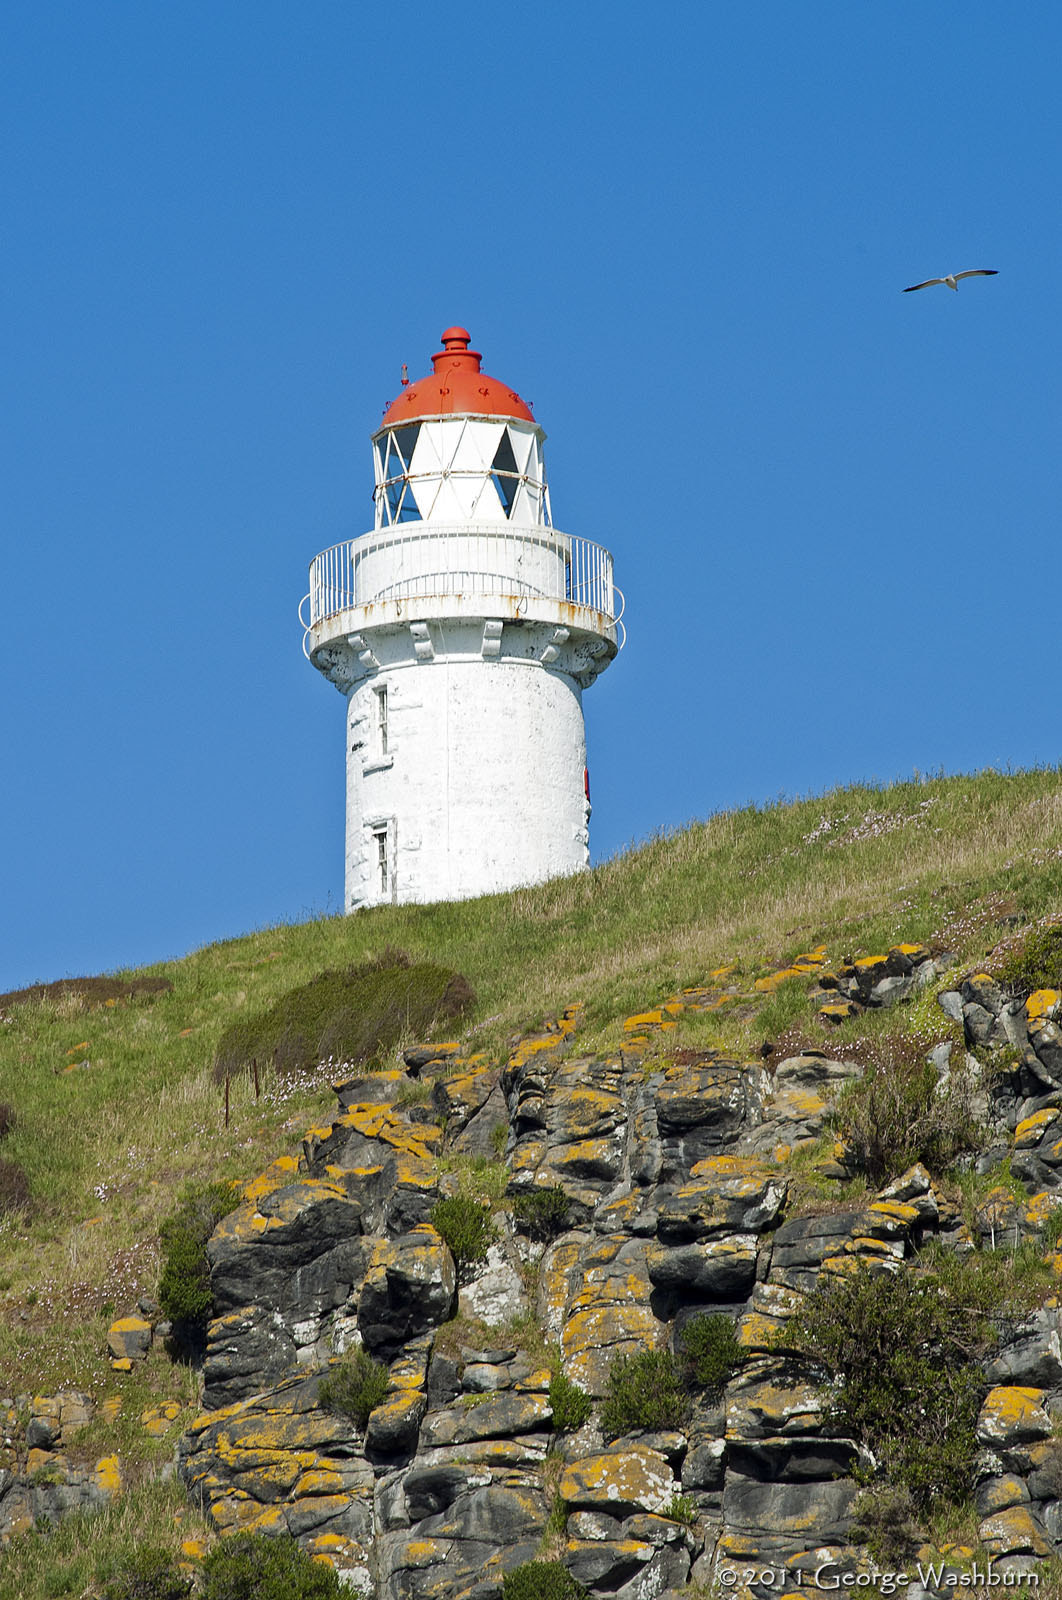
[160,947,1062,1598]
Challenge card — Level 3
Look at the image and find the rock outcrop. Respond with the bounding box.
[161,968,1062,1593]
[0,1391,124,1540]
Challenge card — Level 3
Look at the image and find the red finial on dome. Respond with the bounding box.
[431,327,482,374]
[380,327,535,426]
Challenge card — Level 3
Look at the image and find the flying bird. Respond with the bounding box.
[903,269,998,293]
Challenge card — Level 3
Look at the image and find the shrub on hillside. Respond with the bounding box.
[828,1039,982,1185]
[510,1185,570,1241]
[431,1194,497,1280]
[200,1532,342,1599]
[996,923,1062,999]
[850,1483,922,1563]
[785,1251,1040,1510]
[549,1369,592,1431]
[158,1180,240,1345]
[99,1547,191,1600]
[317,1347,389,1428]
[213,950,474,1081]
[0,1156,30,1215]
[677,1313,746,1396]
[0,975,171,1012]
[600,1348,688,1436]
[502,1561,589,1600]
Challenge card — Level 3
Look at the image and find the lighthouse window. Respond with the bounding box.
[376,684,389,754]
[373,827,389,897]
[490,428,520,518]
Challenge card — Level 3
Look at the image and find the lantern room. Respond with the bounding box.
[370,328,551,530]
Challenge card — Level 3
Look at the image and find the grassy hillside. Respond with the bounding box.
[2,768,1062,1591]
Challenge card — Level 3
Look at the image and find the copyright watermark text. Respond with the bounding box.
[716,1565,1040,1593]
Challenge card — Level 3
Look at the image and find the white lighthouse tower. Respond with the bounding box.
[301,327,622,911]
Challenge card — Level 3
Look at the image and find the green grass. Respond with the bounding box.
[1,769,1062,1591]
[0,1479,207,1600]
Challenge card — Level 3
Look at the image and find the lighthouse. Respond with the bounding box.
[301,327,622,911]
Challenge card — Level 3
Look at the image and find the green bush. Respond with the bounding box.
[0,974,172,1011]
[996,923,1062,998]
[214,950,474,1080]
[850,1483,922,1563]
[785,1251,1042,1510]
[662,1493,698,1525]
[549,1369,592,1431]
[502,1560,589,1600]
[99,1548,192,1600]
[200,1532,342,1599]
[1043,1205,1062,1253]
[677,1313,745,1396]
[431,1194,497,1280]
[158,1180,240,1341]
[510,1185,570,1241]
[600,1348,688,1436]
[829,1039,982,1185]
[317,1347,390,1428]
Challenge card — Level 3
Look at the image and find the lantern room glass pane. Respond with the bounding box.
[384,478,404,523]
[395,482,420,522]
[491,428,519,519]
[391,423,420,473]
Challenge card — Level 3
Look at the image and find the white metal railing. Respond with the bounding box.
[303,524,621,633]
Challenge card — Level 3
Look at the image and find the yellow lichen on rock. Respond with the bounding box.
[1026,990,1062,1024]
[689,1154,775,1180]
[819,1000,859,1022]
[867,1200,921,1228]
[241,1503,292,1535]
[1015,1108,1061,1148]
[979,1504,1053,1559]
[1024,1192,1062,1231]
[624,1009,666,1030]
[106,1315,152,1366]
[756,947,827,991]
[141,1401,182,1437]
[736,1311,785,1351]
[242,1155,301,1203]
[394,1537,451,1568]
[559,1445,675,1513]
[292,1467,347,1497]
[507,1004,581,1068]
[755,969,804,993]
[322,1105,442,1162]
[562,1304,660,1393]
[978,1386,1052,1447]
[94,1455,123,1495]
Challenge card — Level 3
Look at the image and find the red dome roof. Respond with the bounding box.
[380,328,535,427]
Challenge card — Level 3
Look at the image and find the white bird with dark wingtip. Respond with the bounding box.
[903,269,999,293]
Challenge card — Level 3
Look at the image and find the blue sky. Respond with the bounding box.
[3,3,1059,988]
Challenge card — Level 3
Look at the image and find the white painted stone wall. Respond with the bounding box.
[342,617,589,909]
